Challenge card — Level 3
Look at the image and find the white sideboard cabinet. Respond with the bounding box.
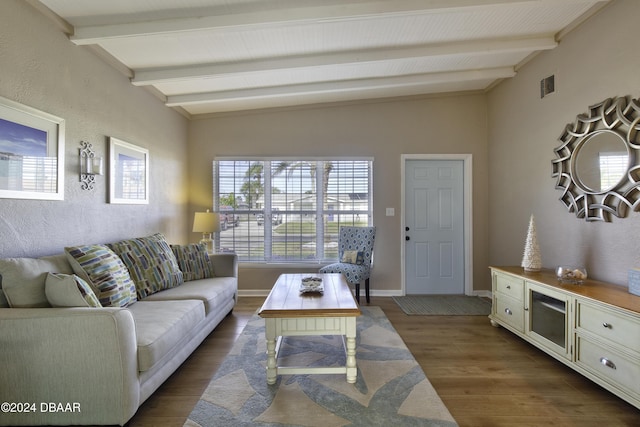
[489,266,640,409]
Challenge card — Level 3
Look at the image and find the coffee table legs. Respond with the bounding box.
[345,335,357,383]
[265,319,278,385]
[263,316,357,384]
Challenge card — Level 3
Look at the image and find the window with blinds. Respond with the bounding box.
[1,155,58,192]
[213,158,373,263]
[599,152,628,190]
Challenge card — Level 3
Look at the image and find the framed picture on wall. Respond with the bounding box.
[0,96,65,200]
[109,137,149,204]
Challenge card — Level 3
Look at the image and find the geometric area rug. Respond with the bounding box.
[392,295,491,316]
[184,306,458,426]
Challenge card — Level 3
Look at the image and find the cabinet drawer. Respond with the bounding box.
[577,300,640,353]
[494,294,524,332]
[576,336,640,397]
[494,272,524,301]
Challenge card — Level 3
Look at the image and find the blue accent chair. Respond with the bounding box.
[319,226,376,303]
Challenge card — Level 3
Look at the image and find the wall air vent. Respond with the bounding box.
[540,75,555,98]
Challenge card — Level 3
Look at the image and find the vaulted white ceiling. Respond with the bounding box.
[33,0,610,116]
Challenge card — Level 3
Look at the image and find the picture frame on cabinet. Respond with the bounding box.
[108,137,149,204]
[0,96,65,200]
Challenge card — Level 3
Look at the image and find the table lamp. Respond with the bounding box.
[193,209,220,253]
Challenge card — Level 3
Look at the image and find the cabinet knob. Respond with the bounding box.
[504,308,512,315]
[602,322,612,329]
[506,285,511,289]
[600,357,617,370]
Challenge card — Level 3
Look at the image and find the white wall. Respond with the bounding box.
[487,0,640,285]
[0,0,190,257]
[189,95,490,293]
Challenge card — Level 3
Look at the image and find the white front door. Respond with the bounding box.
[404,159,465,294]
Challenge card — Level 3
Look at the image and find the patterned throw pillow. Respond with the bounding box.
[45,273,101,308]
[65,244,137,308]
[341,250,365,265]
[109,233,183,299]
[170,243,215,281]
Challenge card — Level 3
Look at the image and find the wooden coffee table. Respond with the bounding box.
[258,273,361,384]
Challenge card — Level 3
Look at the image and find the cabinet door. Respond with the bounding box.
[525,282,572,360]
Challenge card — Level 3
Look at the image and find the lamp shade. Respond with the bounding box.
[193,210,220,233]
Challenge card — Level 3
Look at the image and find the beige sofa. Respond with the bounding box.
[0,235,237,426]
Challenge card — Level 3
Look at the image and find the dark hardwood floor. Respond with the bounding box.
[127,296,640,427]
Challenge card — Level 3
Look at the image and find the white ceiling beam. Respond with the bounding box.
[132,36,554,86]
[70,0,557,45]
[165,67,515,106]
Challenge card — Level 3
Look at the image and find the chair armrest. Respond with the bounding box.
[0,307,139,426]
[209,253,238,278]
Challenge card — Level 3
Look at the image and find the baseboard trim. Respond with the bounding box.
[238,289,493,298]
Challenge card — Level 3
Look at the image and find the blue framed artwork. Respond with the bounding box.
[0,96,65,200]
[109,137,149,204]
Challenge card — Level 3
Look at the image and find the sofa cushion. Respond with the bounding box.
[45,273,101,308]
[0,254,73,308]
[142,276,236,316]
[127,300,205,372]
[170,243,214,281]
[65,244,137,308]
[110,233,183,299]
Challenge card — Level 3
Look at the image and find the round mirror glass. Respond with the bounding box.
[572,130,629,194]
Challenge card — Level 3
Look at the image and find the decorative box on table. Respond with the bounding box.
[629,268,640,296]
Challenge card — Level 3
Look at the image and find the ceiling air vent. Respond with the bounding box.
[540,75,555,98]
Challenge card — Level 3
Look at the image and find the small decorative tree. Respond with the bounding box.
[521,214,542,272]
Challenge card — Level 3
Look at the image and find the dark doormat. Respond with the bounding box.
[392,295,491,315]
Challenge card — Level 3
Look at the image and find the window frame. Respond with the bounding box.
[213,157,373,264]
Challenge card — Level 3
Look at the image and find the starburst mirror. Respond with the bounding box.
[552,95,640,221]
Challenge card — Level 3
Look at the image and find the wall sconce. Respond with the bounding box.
[79,140,103,190]
[193,209,220,253]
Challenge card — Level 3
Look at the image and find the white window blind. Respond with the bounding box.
[598,152,628,190]
[213,158,373,263]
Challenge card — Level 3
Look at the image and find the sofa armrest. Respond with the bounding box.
[0,307,139,426]
[209,253,238,278]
